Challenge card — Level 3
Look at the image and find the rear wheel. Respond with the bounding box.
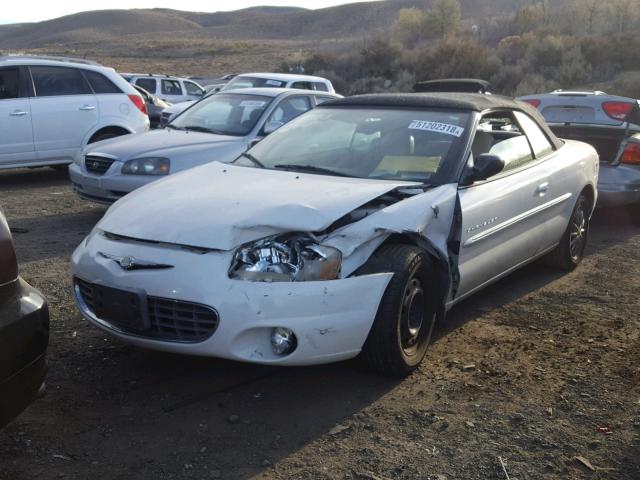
[548,193,590,270]
[359,244,438,377]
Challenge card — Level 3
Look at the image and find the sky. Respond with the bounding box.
[0,0,375,24]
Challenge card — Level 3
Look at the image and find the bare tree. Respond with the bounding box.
[609,0,636,33]
[573,0,601,34]
[392,8,428,48]
[426,0,462,39]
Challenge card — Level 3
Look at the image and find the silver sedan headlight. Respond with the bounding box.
[229,234,342,282]
[121,157,170,175]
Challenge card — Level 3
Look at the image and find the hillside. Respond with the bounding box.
[0,0,546,82]
[0,10,204,47]
[0,0,527,48]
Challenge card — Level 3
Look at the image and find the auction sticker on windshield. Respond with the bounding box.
[409,120,464,137]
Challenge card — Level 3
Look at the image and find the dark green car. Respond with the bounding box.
[0,210,49,428]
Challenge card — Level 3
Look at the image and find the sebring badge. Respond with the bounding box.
[98,252,173,271]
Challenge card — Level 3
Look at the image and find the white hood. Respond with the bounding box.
[98,162,415,250]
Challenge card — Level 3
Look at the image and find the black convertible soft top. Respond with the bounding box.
[322,92,564,150]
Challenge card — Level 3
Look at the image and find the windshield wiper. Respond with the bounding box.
[166,124,184,130]
[273,164,354,177]
[181,125,226,135]
[240,152,265,168]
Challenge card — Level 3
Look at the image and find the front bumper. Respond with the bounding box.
[597,164,640,208]
[68,162,159,204]
[0,279,49,428]
[71,233,392,366]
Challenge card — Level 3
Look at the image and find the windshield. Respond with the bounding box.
[222,76,287,90]
[234,107,470,183]
[170,93,272,136]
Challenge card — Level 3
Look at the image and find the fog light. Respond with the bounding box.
[270,327,297,356]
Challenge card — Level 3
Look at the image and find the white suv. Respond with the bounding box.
[0,56,149,170]
[221,73,335,93]
[124,74,205,104]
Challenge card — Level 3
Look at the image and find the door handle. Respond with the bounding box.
[536,182,549,196]
[10,110,28,116]
[79,105,96,111]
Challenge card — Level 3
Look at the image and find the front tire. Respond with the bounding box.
[359,244,438,377]
[548,193,590,270]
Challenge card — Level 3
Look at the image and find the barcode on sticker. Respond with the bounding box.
[239,100,266,108]
[409,120,464,137]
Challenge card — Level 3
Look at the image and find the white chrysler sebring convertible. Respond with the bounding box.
[71,93,598,377]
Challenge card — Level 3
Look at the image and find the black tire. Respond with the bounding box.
[548,193,590,270]
[359,244,438,378]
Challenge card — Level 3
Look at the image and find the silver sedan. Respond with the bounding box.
[69,88,341,204]
[519,90,640,224]
[71,93,598,377]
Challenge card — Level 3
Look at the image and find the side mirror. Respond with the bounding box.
[263,120,284,135]
[460,153,504,187]
[473,154,505,181]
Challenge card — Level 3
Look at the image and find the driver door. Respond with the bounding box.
[455,111,550,301]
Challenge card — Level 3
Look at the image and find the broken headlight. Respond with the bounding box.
[229,234,342,282]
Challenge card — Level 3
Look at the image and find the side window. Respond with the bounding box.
[0,68,20,100]
[472,112,534,174]
[312,82,329,92]
[268,96,312,126]
[135,78,156,93]
[291,81,312,90]
[162,79,182,96]
[514,111,554,158]
[184,81,204,97]
[31,66,92,97]
[314,95,335,106]
[83,70,122,94]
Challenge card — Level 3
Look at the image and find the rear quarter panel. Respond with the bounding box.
[547,139,599,225]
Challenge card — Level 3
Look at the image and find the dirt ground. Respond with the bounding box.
[0,167,638,480]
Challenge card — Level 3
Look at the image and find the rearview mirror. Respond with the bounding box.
[263,120,284,135]
[473,154,505,181]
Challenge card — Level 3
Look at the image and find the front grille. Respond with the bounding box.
[147,297,219,342]
[85,155,115,175]
[76,278,219,343]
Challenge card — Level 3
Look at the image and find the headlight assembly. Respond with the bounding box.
[229,234,342,282]
[121,157,170,175]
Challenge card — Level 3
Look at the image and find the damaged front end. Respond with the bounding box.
[227,183,460,313]
[229,234,342,282]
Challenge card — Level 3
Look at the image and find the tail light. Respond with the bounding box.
[0,215,18,285]
[523,99,541,108]
[128,94,148,116]
[602,101,634,121]
[621,142,640,165]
